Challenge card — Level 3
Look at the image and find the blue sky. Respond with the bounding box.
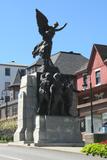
[0,0,107,65]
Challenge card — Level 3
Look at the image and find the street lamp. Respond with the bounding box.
[82,73,94,133]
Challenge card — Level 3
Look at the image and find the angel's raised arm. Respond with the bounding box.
[55,23,67,32]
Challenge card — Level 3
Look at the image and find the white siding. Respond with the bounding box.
[0,63,27,105]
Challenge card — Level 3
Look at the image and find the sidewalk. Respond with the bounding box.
[7,142,83,154]
[39,146,82,154]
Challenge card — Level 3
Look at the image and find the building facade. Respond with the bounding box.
[0,62,27,119]
[76,44,107,132]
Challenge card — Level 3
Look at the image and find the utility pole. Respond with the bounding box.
[90,78,94,133]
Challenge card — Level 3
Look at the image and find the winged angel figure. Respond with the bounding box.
[32,9,67,66]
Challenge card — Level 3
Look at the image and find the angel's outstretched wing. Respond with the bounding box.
[36,9,49,37]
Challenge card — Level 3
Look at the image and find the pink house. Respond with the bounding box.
[76,44,107,132]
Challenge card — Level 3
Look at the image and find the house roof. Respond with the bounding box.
[94,44,107,61]
[0,61,28,67]
[76,44,107,74]
[87,44,107,71]
[30,51,88,75]
[9,69,26,88]
[52,51,88,75]
[75,61,89,74]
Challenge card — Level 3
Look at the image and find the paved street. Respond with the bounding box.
[0,144,106,160]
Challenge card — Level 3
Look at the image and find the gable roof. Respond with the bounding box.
[87,44,107,71]
[9,69,26,88]
[94,44,107,61]
[30,51,88,75]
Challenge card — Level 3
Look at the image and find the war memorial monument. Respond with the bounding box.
[14,9,83,146]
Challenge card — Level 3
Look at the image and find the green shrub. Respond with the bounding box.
[0,135,13,143]
[81,143,107,158]
[0,118,17,131]
[0,118,17,143]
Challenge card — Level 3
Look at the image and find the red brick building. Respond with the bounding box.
[76,44,107,132]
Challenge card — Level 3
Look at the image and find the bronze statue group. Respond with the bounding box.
[32,9,77,116]
[37,72,73,116]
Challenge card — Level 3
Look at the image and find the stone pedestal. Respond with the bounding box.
[33,116,83,146]
[14,69,83,146]
[14,74,37,143]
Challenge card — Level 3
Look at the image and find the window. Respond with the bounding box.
[80,118,86,132]
[20,69,26,76]
[12,105,17,116]
[7,107,11,117]
[5,96,10,102]
[15,91,19,99]
[82,73,88,90]
[5,68,10,76]
[5,82,10,90]
[95,70,101,85]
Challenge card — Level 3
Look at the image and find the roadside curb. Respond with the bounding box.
[0,143,83,154]
[39,146,82,154]
[8,142,83,154]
